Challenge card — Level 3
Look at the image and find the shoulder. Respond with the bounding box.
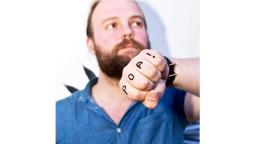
[56,90,82,111]
[56,89,88,124]
[56,78,97,112]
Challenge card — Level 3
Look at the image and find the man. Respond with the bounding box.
[56,0,199,143]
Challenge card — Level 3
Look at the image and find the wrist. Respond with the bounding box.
[164,57,176,86]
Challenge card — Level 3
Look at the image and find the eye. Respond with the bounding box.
[131,21,143,28]
[106,23,117,30]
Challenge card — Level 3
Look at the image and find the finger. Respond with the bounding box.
[123,66,155,91]
[143,79,166,109]
[140,49,167,73]
[129,57,161,82]
[161,62,169,80]
[119,76,148,101]
[143,90,160,109]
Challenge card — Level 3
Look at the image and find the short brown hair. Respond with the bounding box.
[86,0,147,38]
[86,0,101,38]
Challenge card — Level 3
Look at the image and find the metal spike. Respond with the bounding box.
[168,74,177,77]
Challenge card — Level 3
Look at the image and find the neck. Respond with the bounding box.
[92,71,133,124]
[92,71,132,106]
[98,72,120,87]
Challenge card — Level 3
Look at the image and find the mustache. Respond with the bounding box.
[114,38,145,52]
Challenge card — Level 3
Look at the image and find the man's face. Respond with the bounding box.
[90,0,150,79]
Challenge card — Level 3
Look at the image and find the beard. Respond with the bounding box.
[94,38,151,80]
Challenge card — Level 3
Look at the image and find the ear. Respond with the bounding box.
[87,37,95,54]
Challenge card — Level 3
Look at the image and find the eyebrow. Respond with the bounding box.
[101,15,145,24]
[102,16,119,24]
[129,15,145,21]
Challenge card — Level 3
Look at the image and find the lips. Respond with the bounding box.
[123,43,135,48]
[118,43,138,54]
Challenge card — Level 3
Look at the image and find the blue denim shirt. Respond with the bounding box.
[56,78,188,144]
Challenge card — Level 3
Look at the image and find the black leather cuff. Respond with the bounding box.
[164,56,176,86]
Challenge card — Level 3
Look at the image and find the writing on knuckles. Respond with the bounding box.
[120,49,167,106]
[140,50,166,72]
[133,59,161,82]
[124,68,154,91]
[120,76,147,101]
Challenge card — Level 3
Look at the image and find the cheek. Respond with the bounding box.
[134,31,148,48]
[94,32,120,51]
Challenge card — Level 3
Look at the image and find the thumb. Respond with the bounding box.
[143,79,166,109]
[143,90,160,109]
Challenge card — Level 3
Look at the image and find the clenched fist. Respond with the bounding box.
[119,49,169,109]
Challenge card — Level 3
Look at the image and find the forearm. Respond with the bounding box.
[170,57,200,96]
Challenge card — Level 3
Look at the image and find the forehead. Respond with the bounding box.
[92,0,144,23]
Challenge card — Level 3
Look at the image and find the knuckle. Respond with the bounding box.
[138,79,150,90]
[155,57,162,66]
[122,66,128,74]
[147,68,161,82]
[156,57,165,71]
[150,68,159,78]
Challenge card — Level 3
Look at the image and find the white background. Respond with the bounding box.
[56,0,200,99]
[0,0,256,144]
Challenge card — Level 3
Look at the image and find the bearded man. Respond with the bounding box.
[56,0,199,143]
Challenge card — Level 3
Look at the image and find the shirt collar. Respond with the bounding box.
[77,78,98,104]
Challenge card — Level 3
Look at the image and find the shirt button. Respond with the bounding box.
[116,128,122,133]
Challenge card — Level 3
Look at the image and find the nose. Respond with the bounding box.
[122,25,134,39]
[123,33,134,39]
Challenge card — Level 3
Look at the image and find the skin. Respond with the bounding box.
[88,0,148,59]
[87,0,153,124]
[87,0,199,123]
[119,49,168,108]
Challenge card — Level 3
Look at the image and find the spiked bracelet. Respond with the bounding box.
[164,57,176,86]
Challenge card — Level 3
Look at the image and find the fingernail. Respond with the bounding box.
[147,92,160,102]
[143,100,157,109]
